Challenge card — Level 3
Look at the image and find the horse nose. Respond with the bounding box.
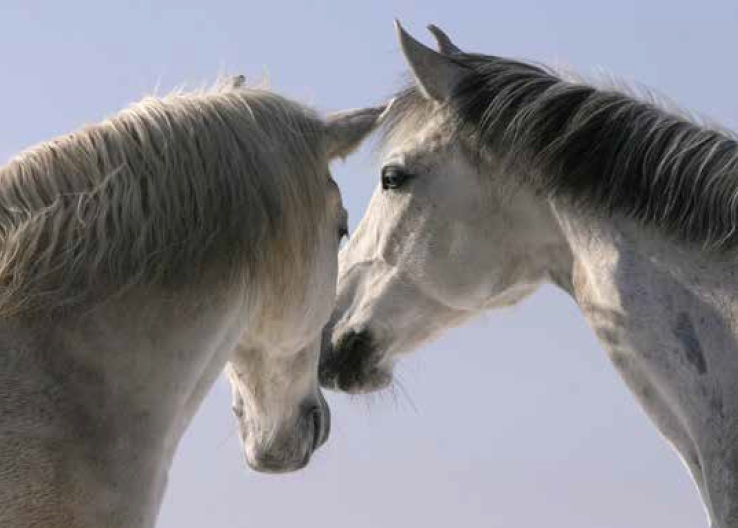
[319,328,375,390]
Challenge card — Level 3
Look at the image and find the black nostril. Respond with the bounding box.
[333,329,374,362]
[309,407,322,452]
[338,329,372,353]
[340,328,374,364]
[320,328,377,391]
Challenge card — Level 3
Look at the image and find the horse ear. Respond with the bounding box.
[427,24,462,55]
[325,104,390,160]
[230,74,246,88]
[395,20,468,102]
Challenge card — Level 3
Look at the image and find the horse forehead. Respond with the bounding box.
[384,114,452,162]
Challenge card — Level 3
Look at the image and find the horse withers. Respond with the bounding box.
[321,24,738,528]
[0,77,383,527]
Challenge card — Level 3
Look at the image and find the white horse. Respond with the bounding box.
[320,24,738,528]
[0,76,383,528]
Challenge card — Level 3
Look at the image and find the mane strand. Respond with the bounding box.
[380,54,738,251]
[449,53,738,250]
[0,81,329,315]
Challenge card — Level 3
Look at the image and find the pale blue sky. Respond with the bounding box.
[3,1,738,526]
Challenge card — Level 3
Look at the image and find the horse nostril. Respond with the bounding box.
[331,329,374,361]
[320,328,378,391]
[309,407,322,452]
[342,328,375,363]
[339,329,370,353]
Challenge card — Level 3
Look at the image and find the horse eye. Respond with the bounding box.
[338,225,349,241]
[381,166,411,190]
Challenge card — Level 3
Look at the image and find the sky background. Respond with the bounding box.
[3,1,738,527]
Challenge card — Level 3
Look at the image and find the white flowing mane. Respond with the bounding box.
[0,79,329,315]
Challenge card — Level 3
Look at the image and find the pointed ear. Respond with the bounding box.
[325,104,390,160]
[427,24,463,55]
[395,20,469,102]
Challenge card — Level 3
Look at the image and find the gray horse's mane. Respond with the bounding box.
[0,78,328,315]
[381,54,738,251]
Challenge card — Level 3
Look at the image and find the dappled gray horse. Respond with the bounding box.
[320,24,738,527]
[0,77,382,528]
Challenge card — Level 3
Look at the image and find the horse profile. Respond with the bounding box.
[320,24,738,527]
[0,76,383,528]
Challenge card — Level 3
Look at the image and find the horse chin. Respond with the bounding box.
[244,444,313,474]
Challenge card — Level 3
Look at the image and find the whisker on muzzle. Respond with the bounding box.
[391,372,419,414]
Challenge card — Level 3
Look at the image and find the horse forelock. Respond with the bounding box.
[381,55,738,252]
[0,81,330,315]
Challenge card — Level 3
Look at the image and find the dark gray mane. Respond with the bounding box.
[385,54,738,250]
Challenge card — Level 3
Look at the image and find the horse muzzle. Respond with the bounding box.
[239,396,330,474]
[319,328,393,394]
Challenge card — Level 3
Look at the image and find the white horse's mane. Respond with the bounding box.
[0,78,330,315]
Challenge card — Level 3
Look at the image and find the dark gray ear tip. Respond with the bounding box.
[426,24,445,42]
[394,19,413,43]
[395,20,466,102]
[427,24,462,55]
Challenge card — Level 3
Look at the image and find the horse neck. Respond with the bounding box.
[0,287,248,528]
[493,185,576,299]
[550,200,738,317]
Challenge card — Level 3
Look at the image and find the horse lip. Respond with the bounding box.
[343,367,392,394]
[325,361,390,394]
[247,454,309,474]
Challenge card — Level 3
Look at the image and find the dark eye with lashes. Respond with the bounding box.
[381,165,412,190]
[338,225,349,241]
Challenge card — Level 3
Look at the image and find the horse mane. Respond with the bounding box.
[0,79,329,315]
[381,55,738,251]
